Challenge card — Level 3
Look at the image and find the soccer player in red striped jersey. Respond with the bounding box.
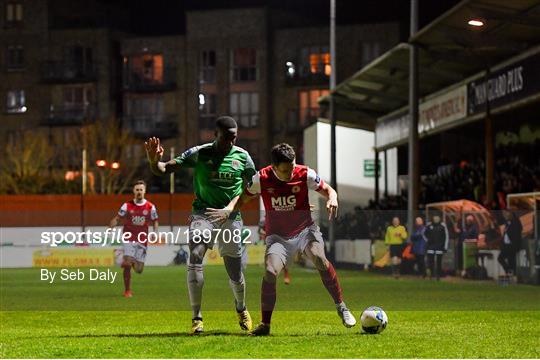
[207,143,356,335]
[108,180,158,297]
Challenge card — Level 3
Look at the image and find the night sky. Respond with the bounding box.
[124,0,462,37]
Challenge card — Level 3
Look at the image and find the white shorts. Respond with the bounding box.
[265,223,324,266]
[123,242,147,263]
[189,214,244,258]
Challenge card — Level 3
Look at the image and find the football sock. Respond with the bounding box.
[187,264,204,319]
[318,262,343,304]
[229,273,246,312]
[261,278,276,325]
[122,265,131,291]
[223,256,246,311]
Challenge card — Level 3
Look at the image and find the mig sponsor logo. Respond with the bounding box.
[271,195,296,211]
[131,216,146,225]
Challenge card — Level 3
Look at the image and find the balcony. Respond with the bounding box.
[285,72,329,86]
[123,114,179,139]
[41,61,97,83]
[123,67,177,92]
[42,104,97,126]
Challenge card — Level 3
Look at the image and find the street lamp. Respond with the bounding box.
[111,161,120,170]
[96,159,107,194]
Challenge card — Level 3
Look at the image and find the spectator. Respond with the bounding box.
[497,210,523,276]
[454,214,479,276]
[410,216,427,278]
[425,213,449,281]
[384,216,408,279]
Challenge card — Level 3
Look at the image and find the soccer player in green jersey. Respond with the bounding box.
[145,116,256,334]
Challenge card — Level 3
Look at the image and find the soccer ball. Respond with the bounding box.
[360,306,388,334]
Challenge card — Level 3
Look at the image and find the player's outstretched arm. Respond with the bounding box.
[205,170,259,223]
[205,192,256,223]
[317,182,339,220]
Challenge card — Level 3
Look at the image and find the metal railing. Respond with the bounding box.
[41,61,97,83]
[123,67,177,92]
[42,104,97,126]
[123,114,179,139]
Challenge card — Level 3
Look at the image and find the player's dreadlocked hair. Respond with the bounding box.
[215,116,237,130]
[271,143,296,164]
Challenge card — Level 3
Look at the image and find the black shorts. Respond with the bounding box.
[389,244,403,258]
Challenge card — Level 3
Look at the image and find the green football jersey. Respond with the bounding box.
[174,142,256,213]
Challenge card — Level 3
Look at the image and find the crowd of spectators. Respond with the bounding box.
[420,141,540,209]
[334,141,540,240]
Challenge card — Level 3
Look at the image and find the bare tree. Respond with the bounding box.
[0,131,55,194]
[84,118,144,194]
[1,119,144,195]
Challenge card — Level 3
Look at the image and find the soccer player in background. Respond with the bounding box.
[208,143,356,336]
[108,180,158,298]
[145,116,256,334]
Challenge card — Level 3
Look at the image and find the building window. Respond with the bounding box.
[230,92,259,128]
[64,46,94,74]
[231,48,257,82]
[125,54,164,85]
[298,89,329,125]
[361,42,381,67]
[6,90,26,113]
[200,50,216,84]
[299,46,331,78]
[5,3,23,25]
[198,93,217,129]
[126,95,164,118]
[7,45,24,70]
[63,86,93,107]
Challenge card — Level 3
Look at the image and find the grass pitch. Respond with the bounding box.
[1,265,539,358]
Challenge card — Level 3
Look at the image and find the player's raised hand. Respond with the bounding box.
[326,198,338,220]
[145,137,164,164]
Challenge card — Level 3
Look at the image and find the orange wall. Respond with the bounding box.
[0,194,260,227]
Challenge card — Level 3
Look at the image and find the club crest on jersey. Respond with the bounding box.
[292,185,301,193]
[143,210,148,216]
[231,160,240,170]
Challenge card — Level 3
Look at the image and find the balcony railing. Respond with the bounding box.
[41,61,97,83]
[123,67,177,92]
[285,72,329,86]
[42,104,97,126]
[123,114,179,139]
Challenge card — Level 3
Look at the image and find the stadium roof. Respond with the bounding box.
[321,0,540,130]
